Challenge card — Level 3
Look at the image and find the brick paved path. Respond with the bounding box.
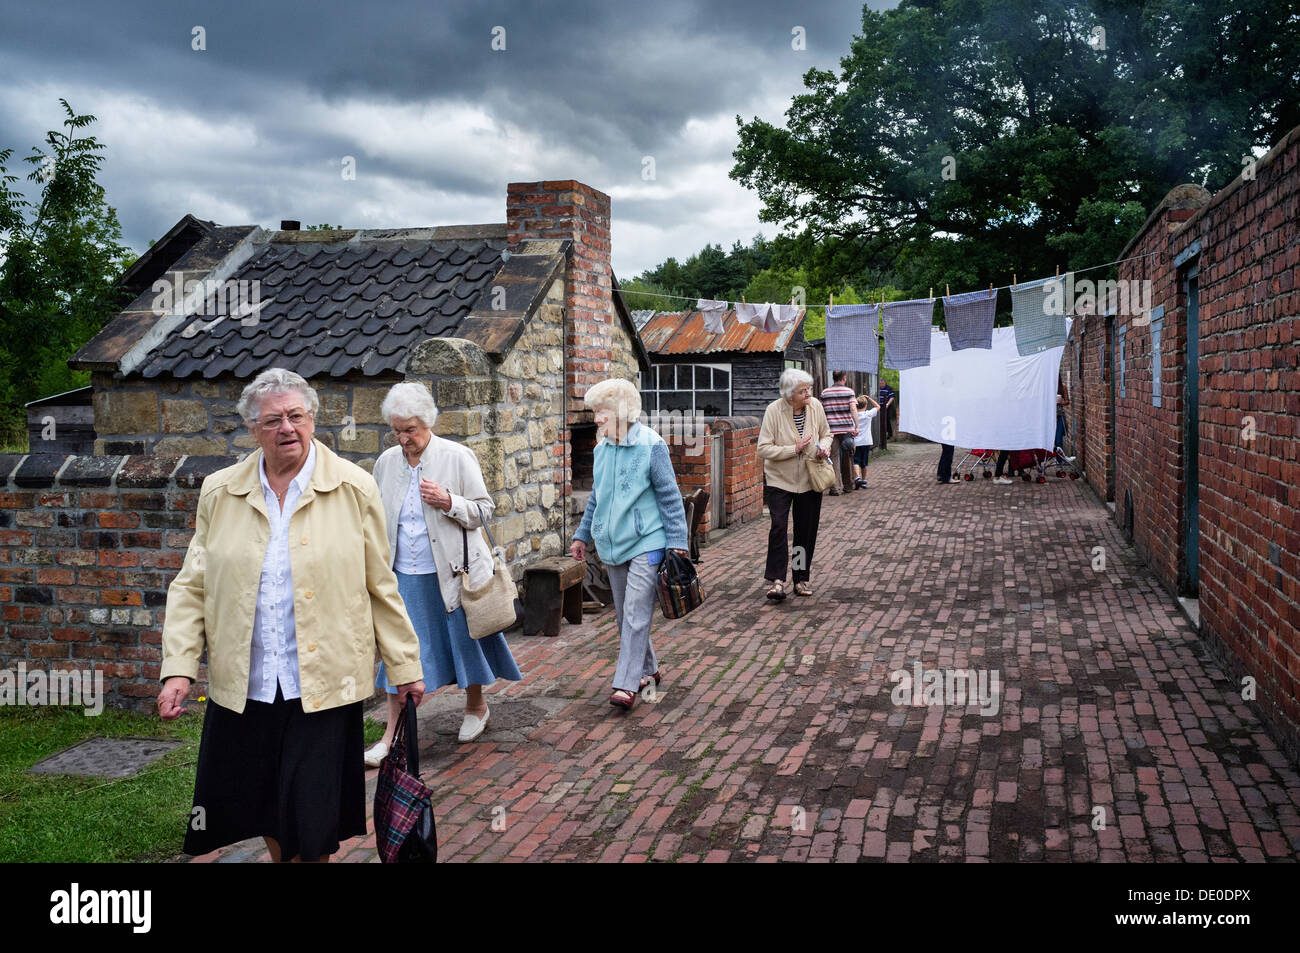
[190,441,1300,862]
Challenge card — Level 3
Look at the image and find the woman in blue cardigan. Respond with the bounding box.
[571,378,689,710]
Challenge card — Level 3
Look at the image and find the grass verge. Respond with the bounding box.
[0,705,203,862]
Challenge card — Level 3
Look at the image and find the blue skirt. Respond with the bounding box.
[376,571,522,693]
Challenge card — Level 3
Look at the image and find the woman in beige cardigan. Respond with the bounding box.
[757,368,833,600]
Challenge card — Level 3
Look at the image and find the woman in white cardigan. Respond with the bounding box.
[364,383,521,764]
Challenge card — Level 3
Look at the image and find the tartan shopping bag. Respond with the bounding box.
[655,549,706,620]
[373,696,437,863]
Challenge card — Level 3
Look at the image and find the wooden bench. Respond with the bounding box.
[523,556,587,637]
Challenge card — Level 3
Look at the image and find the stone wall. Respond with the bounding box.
[90,370,404,462]
[405,280,569,574]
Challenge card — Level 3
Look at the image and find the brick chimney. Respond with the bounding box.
[506,179,613,497]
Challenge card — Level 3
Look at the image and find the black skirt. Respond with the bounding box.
[183,687,366,861]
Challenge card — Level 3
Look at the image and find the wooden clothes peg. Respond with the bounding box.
[945,283,950,299]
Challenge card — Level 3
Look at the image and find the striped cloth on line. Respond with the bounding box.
[942,288,996,351]
[882,298,934,370]
[826,303,879,374]
[1011,277,1068,355]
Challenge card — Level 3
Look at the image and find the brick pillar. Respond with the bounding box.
[506,180,613,498]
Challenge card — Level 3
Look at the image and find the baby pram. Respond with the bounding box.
[954,448,999,481]
[1010,447,1082,483]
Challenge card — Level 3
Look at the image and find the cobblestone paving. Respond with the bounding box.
[190,442,1300,863]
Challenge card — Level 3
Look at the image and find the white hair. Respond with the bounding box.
[237,368,320,423]
[779,367,814,399]
[381,381,438,428]
[583,377,642,423]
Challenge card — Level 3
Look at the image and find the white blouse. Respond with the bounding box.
[393,461,437,575]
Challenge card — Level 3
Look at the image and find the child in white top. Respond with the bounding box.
[853,395,880,488]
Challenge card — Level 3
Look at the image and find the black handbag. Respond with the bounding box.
[655,550,706,620]
[373,696,437,863]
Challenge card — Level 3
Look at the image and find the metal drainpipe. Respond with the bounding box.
[561,303,567,548]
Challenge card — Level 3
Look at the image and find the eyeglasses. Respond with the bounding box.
[255,410,313,431]
[390,425,426,438]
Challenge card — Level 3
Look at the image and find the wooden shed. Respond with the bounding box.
[25,387,97,454]
[636,307,813,418]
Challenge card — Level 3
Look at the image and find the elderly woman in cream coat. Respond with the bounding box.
[158,368,425,863]
[757,368,833,600]
[365,382,521,763]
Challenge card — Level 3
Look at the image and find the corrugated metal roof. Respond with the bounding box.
[639,307,804,356]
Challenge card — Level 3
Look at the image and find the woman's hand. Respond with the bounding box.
[157,676,191,720]
[795,434,814,454]
[815,444,831,460]
[570,540,587,561]
[395,680,426,706]
[419,479,452,512]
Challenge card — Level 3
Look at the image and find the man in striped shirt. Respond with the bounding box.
[819,371,858,494]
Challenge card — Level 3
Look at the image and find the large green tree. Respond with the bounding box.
[0,100,132,438]
[731,0,1300,292]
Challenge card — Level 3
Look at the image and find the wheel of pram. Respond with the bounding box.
[1056,471,1066,478]
[1036,476,1046,484]
[964,472,973,481]
[1069,473,1079,480]
[982,470,992,479]
[1021,473,1031,482]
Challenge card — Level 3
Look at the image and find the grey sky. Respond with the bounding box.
[0,0,897,279]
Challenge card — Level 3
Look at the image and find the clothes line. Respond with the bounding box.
[611,247,1160,312]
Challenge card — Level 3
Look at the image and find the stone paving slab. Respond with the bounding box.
[188,441,1300,863]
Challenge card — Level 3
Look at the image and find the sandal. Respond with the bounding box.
[609,689,636,710]
[639,671,662,690]
[794,582,812,597]
[766,580,787,601]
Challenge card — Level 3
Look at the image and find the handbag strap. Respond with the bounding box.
[403,694,420,775]
[458,501,500,574]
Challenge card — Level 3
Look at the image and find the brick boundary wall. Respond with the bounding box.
[1067,124,1300,762]
[664,417,763,534]
[0,453,225,711]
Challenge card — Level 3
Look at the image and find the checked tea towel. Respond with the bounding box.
[826,303,879,374]
[942,288,996,351]
[882,298,934,370]
[1011,277,1067,356]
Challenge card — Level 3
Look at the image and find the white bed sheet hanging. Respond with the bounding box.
[898,323,1069,451]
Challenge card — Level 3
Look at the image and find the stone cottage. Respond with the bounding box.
[69,180,649,576]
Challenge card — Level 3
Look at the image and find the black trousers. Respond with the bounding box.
[937,444,955,482]
[995,450,1011,477]
[764,486,822,584]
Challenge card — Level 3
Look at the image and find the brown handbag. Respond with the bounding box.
[805,447,837,493]
[456,511,521,639]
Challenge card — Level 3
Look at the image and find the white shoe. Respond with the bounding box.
[363,741,388,768]
[994,477,1013,485]
[458,707,490,743]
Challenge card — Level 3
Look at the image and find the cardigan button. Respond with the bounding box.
[300,536,308,545]
[307,641,318,652]
[304,590,314,599]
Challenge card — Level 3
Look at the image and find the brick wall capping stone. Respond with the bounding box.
[709,416,762,432]
[13,454,71,488]
[407,337,492,378]
[117,456,184,488]
[60,455,124,487]
[0,454,25,483]
[174,455,234,488]
[1118,184,1213,261]
[1171,121,1300,244]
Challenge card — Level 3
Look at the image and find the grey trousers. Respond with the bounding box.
[604,553,660,693]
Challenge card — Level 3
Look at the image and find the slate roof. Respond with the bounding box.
[133,235,507,379]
